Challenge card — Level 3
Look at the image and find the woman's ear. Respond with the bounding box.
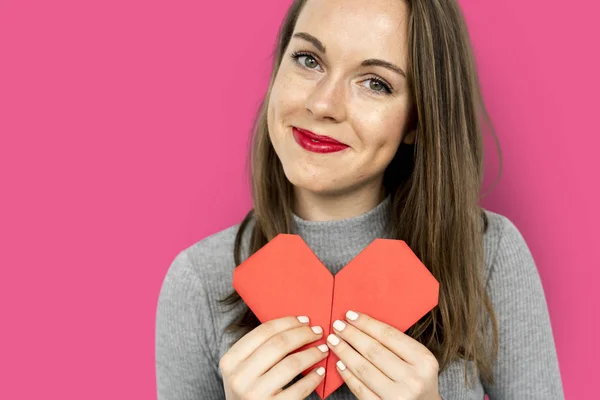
[402,130,416,145]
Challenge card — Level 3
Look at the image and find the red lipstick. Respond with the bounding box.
[292,127,349,154]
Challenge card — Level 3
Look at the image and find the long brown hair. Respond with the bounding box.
[219,0,502,388]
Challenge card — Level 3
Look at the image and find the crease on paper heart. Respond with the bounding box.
[322,269,337,398]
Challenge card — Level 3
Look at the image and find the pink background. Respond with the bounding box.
[0,0,597,398]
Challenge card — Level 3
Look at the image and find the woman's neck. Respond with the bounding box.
[291,190,392,274]
[292,183,387,222]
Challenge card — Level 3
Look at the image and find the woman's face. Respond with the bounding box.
[267,0,414,196]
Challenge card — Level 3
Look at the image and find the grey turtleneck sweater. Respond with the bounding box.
[155,196,564,399]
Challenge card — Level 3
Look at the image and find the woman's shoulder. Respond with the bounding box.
[159,216,256,304]
[172,218,254,281]
[480,208,539,286]
[156,220,256,373]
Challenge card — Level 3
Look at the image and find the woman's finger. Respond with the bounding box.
[236,323,323,379]
[219,315,310,374]
[345,311,429,365]
[327,333,393,398]
[332,318,411,381]
[275,366,327,400]
[257,344,329,394]
[336,360,380,400]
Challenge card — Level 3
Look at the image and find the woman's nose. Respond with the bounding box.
[304,75,347,122]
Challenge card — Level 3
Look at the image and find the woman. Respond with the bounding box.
[156,0,564,398]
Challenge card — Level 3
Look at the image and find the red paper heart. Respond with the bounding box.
[233,234,439,399]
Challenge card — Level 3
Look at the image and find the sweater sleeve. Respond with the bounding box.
[155,250,225,400]
[482,216,564,399]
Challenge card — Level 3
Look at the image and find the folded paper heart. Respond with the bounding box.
[232,233,439,399]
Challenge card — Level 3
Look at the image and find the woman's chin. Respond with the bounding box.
[288,176,347,196]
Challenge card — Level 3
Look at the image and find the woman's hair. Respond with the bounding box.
[219,0,502,388]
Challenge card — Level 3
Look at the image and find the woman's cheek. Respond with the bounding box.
[285,75,314,106]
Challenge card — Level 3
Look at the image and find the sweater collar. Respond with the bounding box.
[291,194,392,275]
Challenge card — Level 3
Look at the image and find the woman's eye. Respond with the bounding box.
[362,78,392,94]
[291,52,391,95]
[298,55,320,70]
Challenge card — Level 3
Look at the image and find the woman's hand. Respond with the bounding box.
[219,315,329,400]
[326,310,442,400]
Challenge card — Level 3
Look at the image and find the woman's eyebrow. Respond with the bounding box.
[293,32,327,53]
[292,31,406,78]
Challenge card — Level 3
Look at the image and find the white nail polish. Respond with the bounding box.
[297,316,309,323]
[316,367,326,376]
[311,326,323,334]
[346,310,358,321]
[336,360,346,371]
[318,344,329,352]
[333,320,346,331]
[327,334,340,346]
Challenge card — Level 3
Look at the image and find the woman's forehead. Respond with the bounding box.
[293,0,409,66]
[296,0,408,35]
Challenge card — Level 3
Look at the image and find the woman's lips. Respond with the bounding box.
[292,127,349,154]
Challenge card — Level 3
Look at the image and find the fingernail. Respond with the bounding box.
[316,367,326,376]
[333,320,346,331]
[336,360,346,371]
[311,326,323,334]
[327,334,340,346]
[346,310,358,321]
[297,316,309,323]
[317,344,329,352]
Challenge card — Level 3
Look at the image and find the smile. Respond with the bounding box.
[292,127,349,154]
